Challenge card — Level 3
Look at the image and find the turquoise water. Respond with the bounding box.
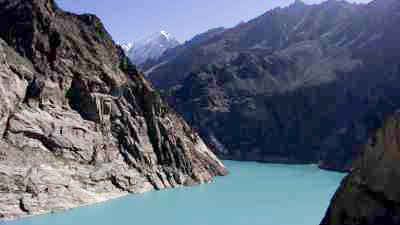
[2,161,345,225]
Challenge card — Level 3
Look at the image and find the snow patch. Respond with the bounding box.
[160,30,171,39]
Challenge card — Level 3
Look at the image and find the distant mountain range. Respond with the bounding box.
[144,0,400,172]
[140,2,400,222]
[119,31,179,66]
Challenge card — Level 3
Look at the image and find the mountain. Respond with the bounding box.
[121,31,179,66]
[321,111,400,225]
[141,27,227,73]
[0,0,226,220]
[145,0,400,171]
[119,42,133,53]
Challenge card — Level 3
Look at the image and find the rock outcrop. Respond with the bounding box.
[145,0,400,171]
[0,0,226,220]
[321,111,400,225]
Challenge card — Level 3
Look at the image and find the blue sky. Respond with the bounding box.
[55,0,372,44]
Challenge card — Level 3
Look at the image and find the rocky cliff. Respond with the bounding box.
[0,0,226,220]
[321,111,400,225]
[146,0,400,171]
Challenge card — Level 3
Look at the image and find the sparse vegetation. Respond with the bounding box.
[119,57,137,74]
[94,21,106,39]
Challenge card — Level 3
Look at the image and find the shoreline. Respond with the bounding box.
[219,157,349,173]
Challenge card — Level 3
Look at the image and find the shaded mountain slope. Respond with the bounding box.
[321,111,400,225]
[146,0,400,171]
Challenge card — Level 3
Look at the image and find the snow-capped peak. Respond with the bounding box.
[119,42,134,53]
[160,30,171,40]
[121,30,180,66]
[141,30,175,44]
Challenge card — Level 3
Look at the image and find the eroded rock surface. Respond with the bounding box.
[0,0,226,220]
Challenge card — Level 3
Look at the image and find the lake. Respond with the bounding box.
[1,161,345,225]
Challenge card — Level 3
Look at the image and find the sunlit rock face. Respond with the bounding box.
[0,0,226,220]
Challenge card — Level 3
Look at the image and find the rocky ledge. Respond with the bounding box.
[0,0,226,220]
[321,111,400,225]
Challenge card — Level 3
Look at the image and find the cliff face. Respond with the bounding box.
[0,0,226,220]
[145,0,400,171]
[321,111,400,225]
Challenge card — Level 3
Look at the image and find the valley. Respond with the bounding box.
[0,0,399,224]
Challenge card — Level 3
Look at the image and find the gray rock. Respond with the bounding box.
[0,0,226,221]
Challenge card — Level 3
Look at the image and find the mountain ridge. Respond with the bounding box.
[145,0,400,172]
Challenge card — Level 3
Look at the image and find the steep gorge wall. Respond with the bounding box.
[0,0,226,220]
[321,111,400,225]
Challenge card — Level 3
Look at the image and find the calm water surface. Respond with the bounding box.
[2,161,345,225]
